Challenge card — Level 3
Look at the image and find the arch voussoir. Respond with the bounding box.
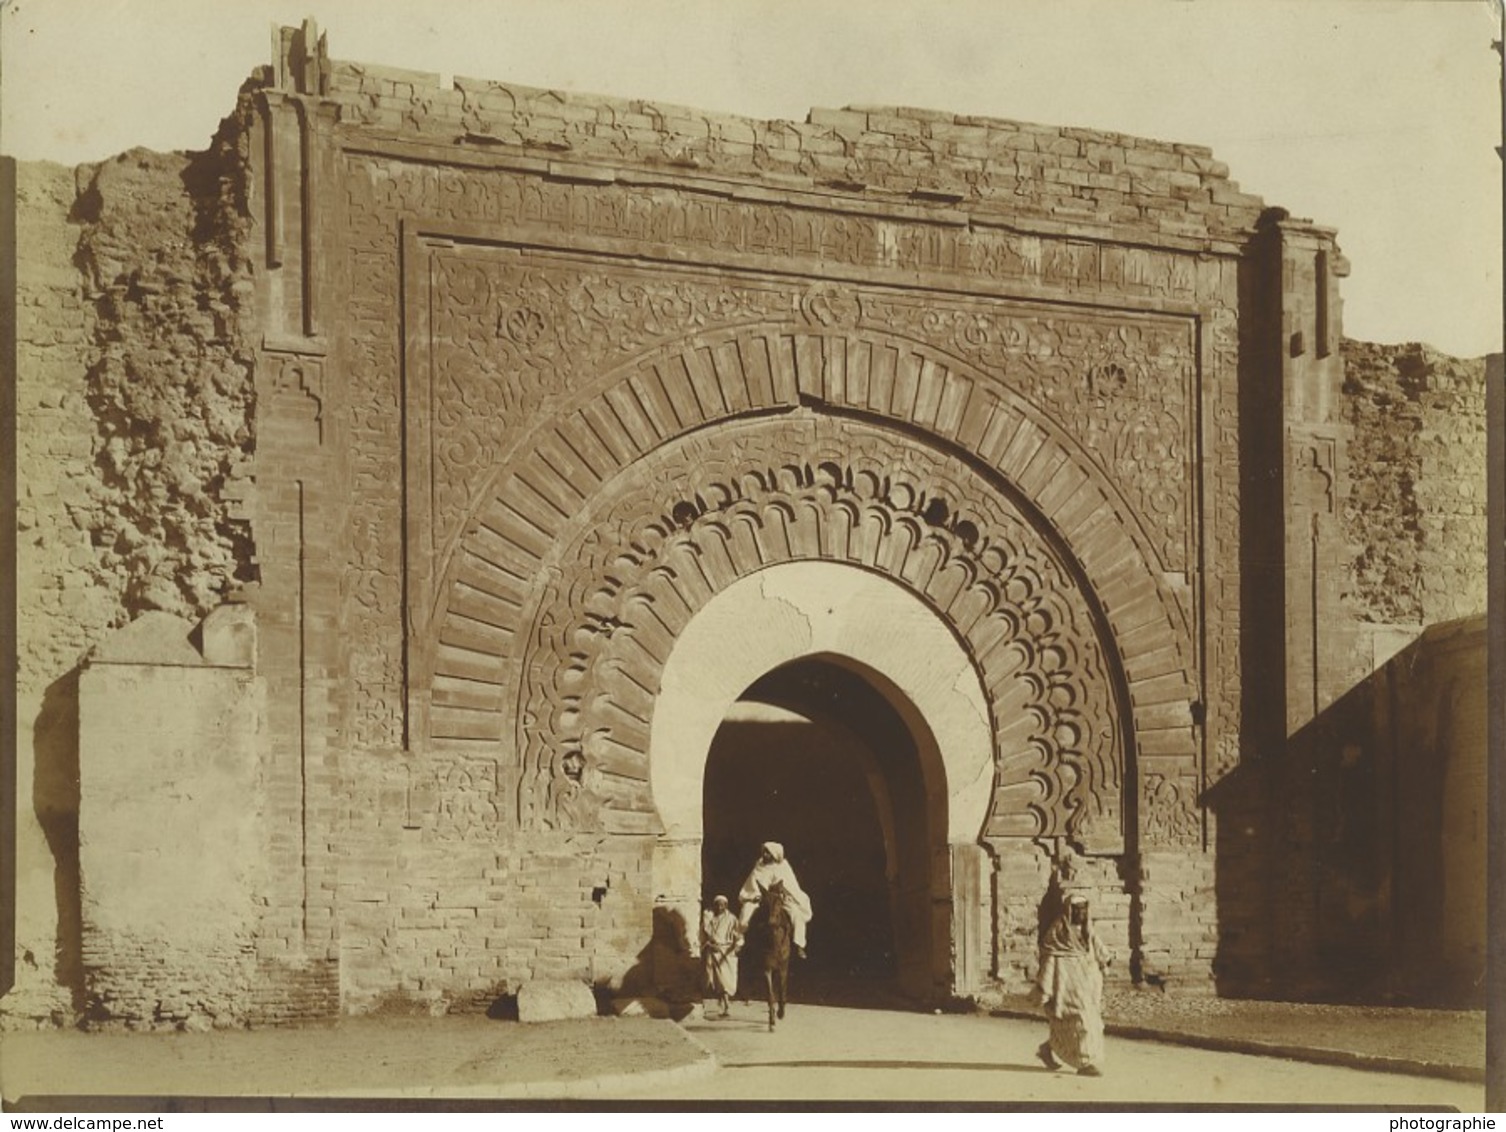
[439,414,1136,850]
[419,320,1202,852]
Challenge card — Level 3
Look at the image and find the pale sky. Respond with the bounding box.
[2,0,1501,357]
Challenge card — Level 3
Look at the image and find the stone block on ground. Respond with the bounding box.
[515,979,598,1023]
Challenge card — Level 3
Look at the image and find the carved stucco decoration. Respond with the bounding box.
[799,282,862,330]
[338,159,1215,843]
[339,751,507,844]
[342,218,406,751]
[1205,300,1242,784]
[413,321,1204,846]
[501,415,1132,848]
[345,159,1215,301]
[427,253,791,544]
[421,249,1195,576]
[430,757,504,842]
[1141,769,1203,848]
[858,295,1194,572]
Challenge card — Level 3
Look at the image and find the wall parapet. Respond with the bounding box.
[261,20,1268,253]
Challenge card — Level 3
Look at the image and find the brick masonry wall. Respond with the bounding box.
[1137,851,1217,990]
[988,842,1148,996]
[318,60,1268,248]
[990,842,1053,991]
[242,371,346,1027]
[337,752,655,1013]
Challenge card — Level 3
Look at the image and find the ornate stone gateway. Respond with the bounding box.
[383,233,1206,983]
[342,181,1210,999]
[26,22,1364,1024]
[245,22,1263,1011]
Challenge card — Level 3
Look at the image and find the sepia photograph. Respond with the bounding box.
[0,0,1499,1115]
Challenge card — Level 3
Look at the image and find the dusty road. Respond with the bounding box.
[0,1005,1483,1109]
[0,1015,704,1105]
[623,1003,1485,1108]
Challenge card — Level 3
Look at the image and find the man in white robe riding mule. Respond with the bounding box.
[738,841,813,958]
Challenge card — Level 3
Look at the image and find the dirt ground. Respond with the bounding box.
[1,1003,1487,1111]
[992,989,1485,1073]
[645,1002,1486,1109]
[1104,992,1486,1070]
[0,990,1486,1110]
[0,1014,708,1105]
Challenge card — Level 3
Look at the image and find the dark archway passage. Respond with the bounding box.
[701,657,941,1005]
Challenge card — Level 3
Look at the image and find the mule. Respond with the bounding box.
[745,879,794,1031]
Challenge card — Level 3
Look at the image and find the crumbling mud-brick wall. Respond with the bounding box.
[6,119,261,1027]
[1318,340,1488,1005]
[1209,338,1489,1006]
[10,159,106,1025]
[14,138,258,685]
[75,141,258,619]
[1340,339,1487,629]
[13,163,118,704]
